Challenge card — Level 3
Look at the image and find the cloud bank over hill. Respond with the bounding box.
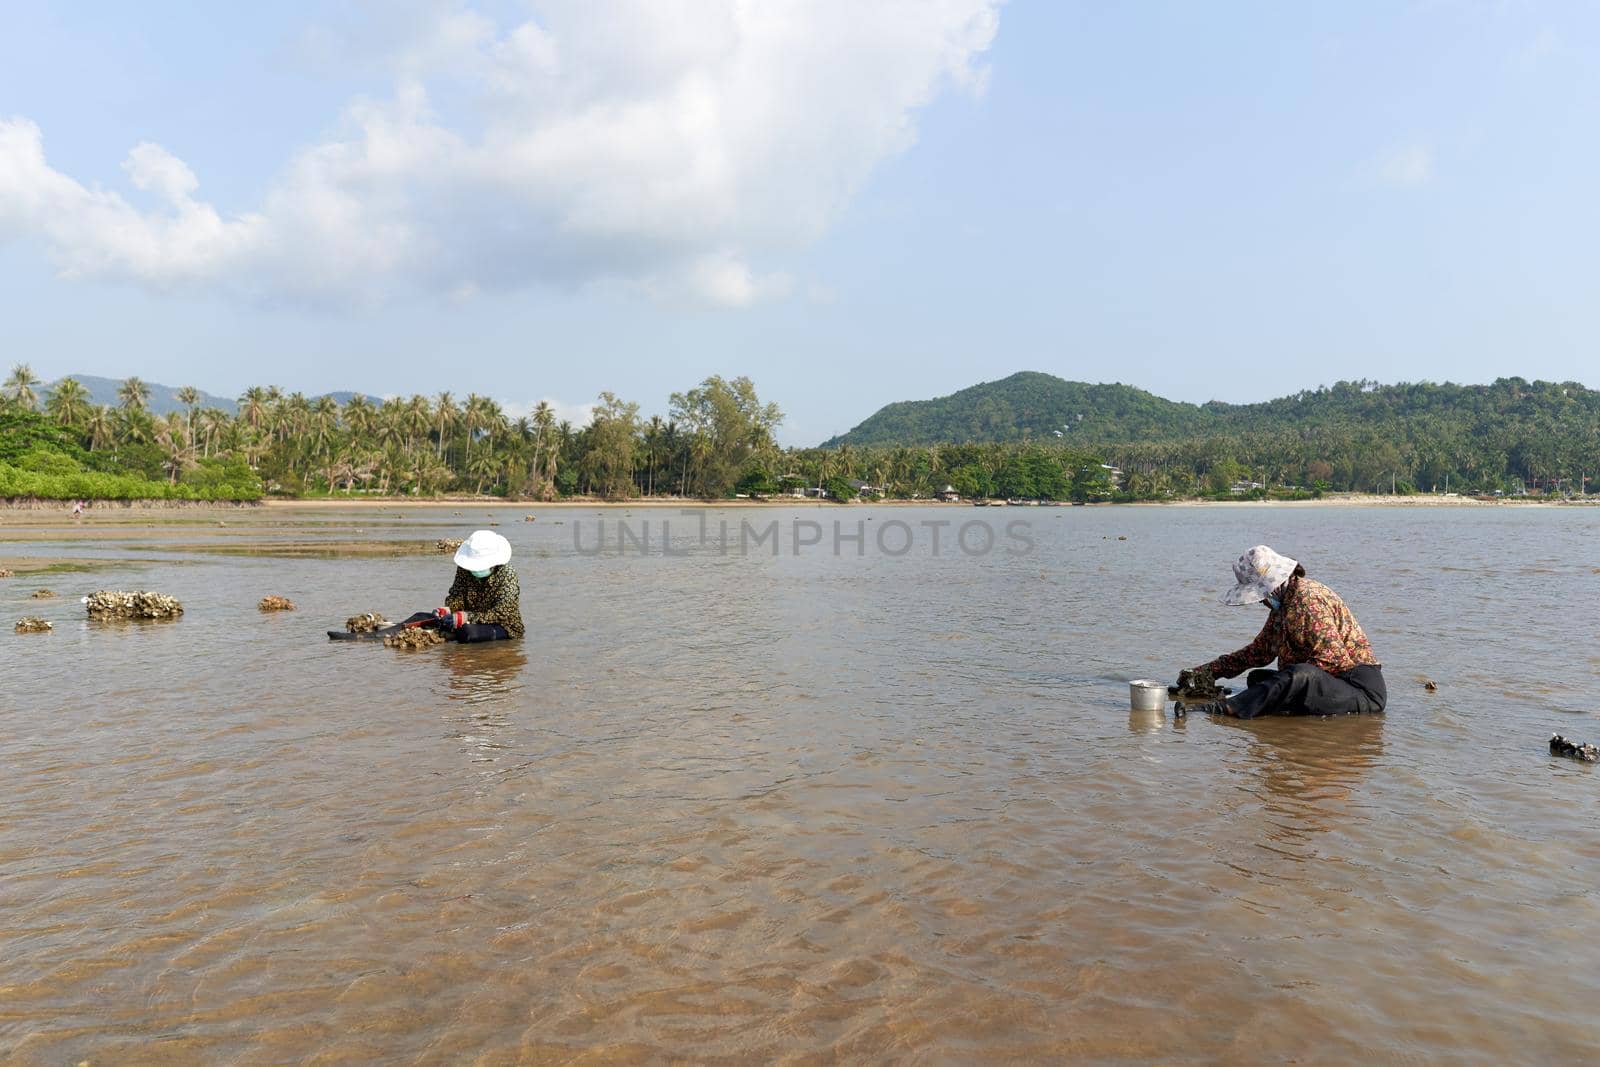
[0,1,1001,308]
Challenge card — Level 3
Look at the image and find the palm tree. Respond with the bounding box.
[238,386,269,433]
[468,448,498,494]
[175,386,201,438]
[116,406,155,446]
[45,377,90,430]
[199,407,230,458]
[280,392,311,445]
[641,415,665,495]
[5,364,41,409]
[375,401,406,452]
[433,392,457,460]
[480,398,507,456]
[118,376,151,412]
[309,396,339,458]
[403,395,432,452]
[462,393,489,466]
[155,416,197,484]
[342,394,374,440]
[85,405,115,452]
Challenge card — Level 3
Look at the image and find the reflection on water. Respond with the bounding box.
[3,504,1600,1063]
[1224,714,1386,838]
[1127,706,1165,734]
[440,642,528,701]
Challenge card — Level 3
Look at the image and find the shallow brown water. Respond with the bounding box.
[3,504,1598,1063]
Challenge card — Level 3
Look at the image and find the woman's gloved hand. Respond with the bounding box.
[433,606,450,619]
[439,611,467,631]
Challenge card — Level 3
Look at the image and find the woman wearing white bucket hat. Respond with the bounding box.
[1180,545,1384,719]
[398,530,523,642]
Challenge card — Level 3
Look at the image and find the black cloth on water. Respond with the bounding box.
[1227,663,1386,720]
[396,612,514,644]
[454,622,510,643]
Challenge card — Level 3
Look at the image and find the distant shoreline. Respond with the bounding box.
[0,492,1589,517]
[246,493,1589,510]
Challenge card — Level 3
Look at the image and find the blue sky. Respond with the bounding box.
[2,1,1596,444]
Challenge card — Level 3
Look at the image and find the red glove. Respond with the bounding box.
[440,611,467,631]
[433,606,450,618]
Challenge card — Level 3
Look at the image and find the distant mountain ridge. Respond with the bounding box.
[44,375,381,416]
[823,370,1600,448]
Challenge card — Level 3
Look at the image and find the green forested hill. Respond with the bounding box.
[822,372,1600,494]
[822,372,1215,446]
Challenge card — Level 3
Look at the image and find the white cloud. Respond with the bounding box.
[1377,144,1433,189]
[0,1,1002,307]
[501,397,595,428]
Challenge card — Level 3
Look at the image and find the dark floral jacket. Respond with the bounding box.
[1199,576,1376,679]
[445,564,524,637]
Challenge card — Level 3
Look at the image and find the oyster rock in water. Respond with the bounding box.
[436,538,464,553]
[14,616,52,633]
[1550,734,1600,763]
[1171,668,1228,701]
[385,627,446,650]
[84,591,184,620]
[258,595,296,612]
[345,612,389,633]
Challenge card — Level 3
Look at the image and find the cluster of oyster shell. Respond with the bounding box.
[1170,668,1228,701]
[384,626,446,650]
[83,590,184,620]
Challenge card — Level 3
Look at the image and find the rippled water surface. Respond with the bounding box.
[4,503,1598,1064]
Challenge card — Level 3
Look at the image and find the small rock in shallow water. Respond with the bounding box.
[30,589,56,599]
[258,595,296,612]
[14,616,51,633]
[0,568,14,578]
[84,590,184,620]
[1423,680,1438,692]
[1550,734,1599,762]
[436,538,464,553]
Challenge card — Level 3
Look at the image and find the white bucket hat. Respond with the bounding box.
[454,530,512,571]
[1223,544,1298,606]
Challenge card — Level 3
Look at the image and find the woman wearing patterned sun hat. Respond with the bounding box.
[1180,545,1385,719]
[397,530,524,643]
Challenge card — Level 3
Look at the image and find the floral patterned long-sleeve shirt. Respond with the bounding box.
[1199,577,1377,679]
[444,564,524,637]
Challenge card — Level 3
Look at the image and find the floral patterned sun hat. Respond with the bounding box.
[1223,545,1299,606]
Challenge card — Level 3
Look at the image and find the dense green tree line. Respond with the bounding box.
[4,362,1595,502]
[1,365,796,501]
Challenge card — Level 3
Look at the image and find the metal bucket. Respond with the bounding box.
[1129,679,1167,712]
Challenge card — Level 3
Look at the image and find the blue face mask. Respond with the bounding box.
[470,568,492,579]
